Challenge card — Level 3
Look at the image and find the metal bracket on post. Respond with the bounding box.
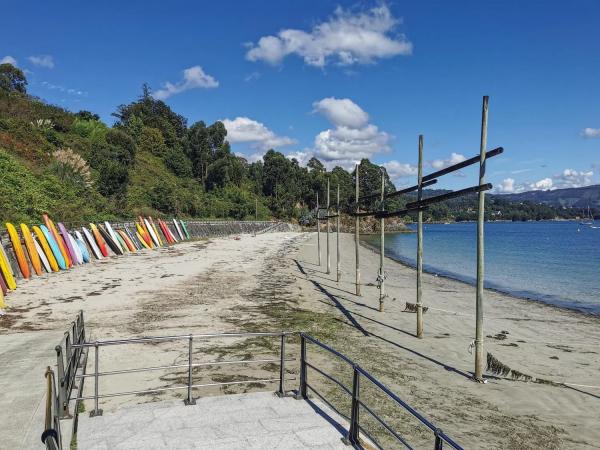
[276,333,286,397]
[90,342,103,417]
[342,365,360,446]
[184,335,196,405]
[55,345,71,419]
[294,335,308,400]
[434,428,444,450]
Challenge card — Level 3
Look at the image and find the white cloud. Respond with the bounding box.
[383,160,417,183]
[40,81,86,96]
[28,55,54,68]
[244,71,261,82]
[552,168,593,188]
[153,66,218,100]
[581,127,600,138]
[313,97,369,128]
[312,97,391,168]
[496,178,516,193]
[245,5,412,67]
[286,150,313,166]
[1,55,17,66]
[428,152,466,170]
[222,117,296,151]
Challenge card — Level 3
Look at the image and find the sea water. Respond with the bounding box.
[362,221,600,315]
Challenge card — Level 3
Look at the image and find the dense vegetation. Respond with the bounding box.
[0,63,590,224]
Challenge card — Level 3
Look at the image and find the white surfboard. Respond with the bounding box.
[33,236,51,273]
[82,227,103,259]
[172,219,185,241]
[67,233,83,264]
[144,219,160,247]
[104,222,124,253]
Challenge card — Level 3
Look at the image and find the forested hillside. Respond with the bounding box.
[0,63,589,224]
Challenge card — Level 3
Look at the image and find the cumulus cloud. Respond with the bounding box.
[153,66,218,100]
[311,97,391,168]
[28,55,54,68]
[497,168,595,194]
[581,127,600,138]
[496,178,516,193]
[245,5,412,67]
[286,150,314,166]
[0,55,17,66]
[428,153,466,170]
[222,117,296,151]
[382,160,417,183]
[313,97,369,128]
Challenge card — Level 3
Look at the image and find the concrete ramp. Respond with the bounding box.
[76,392,354,449]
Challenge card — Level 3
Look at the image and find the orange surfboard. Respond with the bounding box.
[117,230,136,252]
[138,217,153,247]
[32,226,59,272]
[43,215,72,268]
[5,223,30,279]
[20,224,42,275]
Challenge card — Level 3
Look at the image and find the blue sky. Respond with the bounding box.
[2,0,599,192]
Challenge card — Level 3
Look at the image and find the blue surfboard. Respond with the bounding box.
[40,225,67,270]
[76,238,91,263]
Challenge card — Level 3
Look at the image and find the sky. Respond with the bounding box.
[1,0,599,193]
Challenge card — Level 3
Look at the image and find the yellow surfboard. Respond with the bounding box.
[136,223,153,248]
[6,223,30,279]
[0,240,17,290]
[0,285,5,309]
[20,224,42,276]
[32,226,60,272]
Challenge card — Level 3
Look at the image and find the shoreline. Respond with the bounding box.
[359,231,600,318]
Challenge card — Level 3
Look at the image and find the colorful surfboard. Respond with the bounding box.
[90,224,109,257]
[33,237,51,273]
[43,215,71,268]
[75,238,91,263]
[66,232,83,264]
[32,226,59,272]
[144,219,160,247]
[0,237,17,290]
[99,225,122,255]
[180,220,190,239]
[82,227,103,260]
[117,230,136,252]
[148,217,163,246]
[136,222,153,248]
[40,225,67,270]
[104,222,124,254]
[173,219,185,241]
[57,223,79,265]
[20,224,42,276]
[6,223,30,278]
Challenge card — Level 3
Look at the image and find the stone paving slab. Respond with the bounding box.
[76,392,357,449]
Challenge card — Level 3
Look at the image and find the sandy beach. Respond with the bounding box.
[1,230,599,449]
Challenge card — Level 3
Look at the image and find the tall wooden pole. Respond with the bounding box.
[355,164,361,295]
[378,169,385,312]
[317,192,321,266]
[416,135,424,338]
[336,184,341,282]
[326,178,331,275]
[475,95,489,382]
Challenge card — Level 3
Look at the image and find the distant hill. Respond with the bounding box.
[498,185,600,209]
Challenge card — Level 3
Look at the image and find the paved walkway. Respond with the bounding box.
[76,392,355,449]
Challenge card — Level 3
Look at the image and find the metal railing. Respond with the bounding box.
[55,310,86,419]
[43,325,463,450]
[70,331,295,416]
[42,367,62,450]
[296,333,463,450]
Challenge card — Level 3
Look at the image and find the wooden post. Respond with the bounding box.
[475,96,489,382]
[416,135,424,338]
[336,184,341,282]
[355,164,361,296]
[326,178,331,275]
[378,169,385,312]
[317,192,321,266]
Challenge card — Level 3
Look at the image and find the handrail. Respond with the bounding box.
[71,331,294,416]
[298,333,463,449]
[41,367,61,450]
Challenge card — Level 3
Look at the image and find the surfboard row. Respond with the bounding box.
[0,215,191,308]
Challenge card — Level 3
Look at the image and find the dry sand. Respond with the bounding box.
[1,231,598,449]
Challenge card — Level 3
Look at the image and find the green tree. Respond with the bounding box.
[0,63,27,94]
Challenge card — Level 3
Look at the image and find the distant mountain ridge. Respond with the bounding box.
[498,185,600,209]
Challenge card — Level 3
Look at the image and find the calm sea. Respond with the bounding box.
[362,221,600,315]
